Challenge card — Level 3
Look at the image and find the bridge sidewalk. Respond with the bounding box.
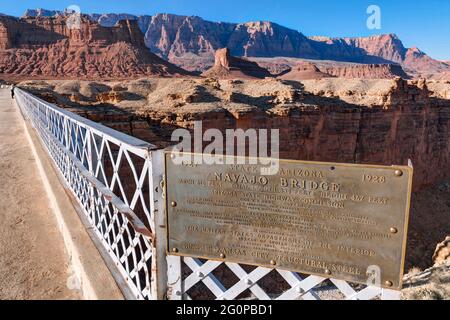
[0,89,123,300]
[0,89,81,299]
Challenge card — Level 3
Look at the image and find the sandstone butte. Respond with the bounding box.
[278,61,331,80]
[202,48,272,79]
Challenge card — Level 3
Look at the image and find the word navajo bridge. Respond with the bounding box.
[0,84,418,300]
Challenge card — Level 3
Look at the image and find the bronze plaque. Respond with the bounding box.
[165,153,413,289]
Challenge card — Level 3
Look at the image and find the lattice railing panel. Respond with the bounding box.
[169,257,400,300]
[15,88,161,300]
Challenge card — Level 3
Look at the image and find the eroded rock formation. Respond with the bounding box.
[279,62,331,80]
[202,48,272,79]
[0,15,192,79]
[22,10,449,77]
[319,63,409,79]
[253,58,412,80]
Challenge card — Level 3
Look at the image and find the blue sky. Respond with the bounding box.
[1,0,449,60]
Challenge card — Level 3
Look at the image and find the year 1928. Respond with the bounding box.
[362,174,386,183]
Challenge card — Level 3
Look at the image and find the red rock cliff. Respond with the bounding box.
[0,15,192,79]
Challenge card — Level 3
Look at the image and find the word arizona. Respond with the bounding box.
[170,121,280,175]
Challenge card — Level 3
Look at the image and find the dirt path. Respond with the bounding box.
[0,89,81,300]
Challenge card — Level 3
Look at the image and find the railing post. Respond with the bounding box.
[150,150,183,300]
[166,256,182,300]
[86,128,97,220]
[149,149,168,300]
[64,117,71,185]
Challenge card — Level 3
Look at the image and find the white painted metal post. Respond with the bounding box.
[149,149,168,300]
[86,129,97,221]
[166,256,182,300]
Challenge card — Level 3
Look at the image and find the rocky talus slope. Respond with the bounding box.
[0,15,191,79]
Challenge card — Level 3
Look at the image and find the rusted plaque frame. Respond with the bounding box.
[164,153,413,289]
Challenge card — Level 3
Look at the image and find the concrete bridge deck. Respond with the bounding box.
[0,88,81,299]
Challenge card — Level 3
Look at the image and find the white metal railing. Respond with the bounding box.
[15,88,402,300]
[15,88,166,300]
[166,257,402,300]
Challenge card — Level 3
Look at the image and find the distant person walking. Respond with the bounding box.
[10,85,15,99]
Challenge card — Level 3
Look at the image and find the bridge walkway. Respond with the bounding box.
[0,88,80,299]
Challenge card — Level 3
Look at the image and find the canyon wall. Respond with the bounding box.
[170,80,449,191]
[20,78,450,191]
[312,35,450,76]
